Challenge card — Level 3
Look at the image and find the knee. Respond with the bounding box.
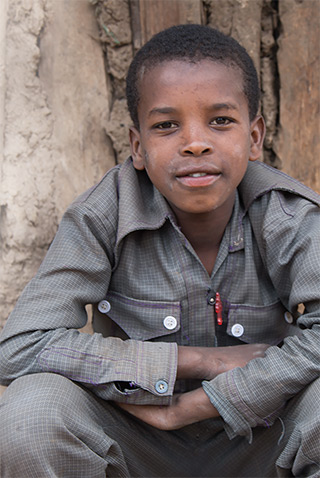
[278,377,320,475]
[292,376,320,423]
[0,373,81,456]
[298,378,320,459]
[285,377,320,441]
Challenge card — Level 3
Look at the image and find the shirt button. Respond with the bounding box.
[163,315,177,330]
[208,297,215,306]
[231,323,244,337]
[284,311,293,323]
[98,300,111,314]
[155,380,168,394]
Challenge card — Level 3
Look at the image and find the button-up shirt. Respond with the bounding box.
[0,158,319,440]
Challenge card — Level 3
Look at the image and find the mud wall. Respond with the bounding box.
[0,0,115,328]
[0,0,319,329]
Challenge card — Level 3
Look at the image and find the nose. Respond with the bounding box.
[180,125,213,157]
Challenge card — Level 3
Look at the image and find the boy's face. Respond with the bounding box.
[130,60,265,219]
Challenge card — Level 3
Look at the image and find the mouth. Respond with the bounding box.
[186,172,208,178]
[175,168,221,188]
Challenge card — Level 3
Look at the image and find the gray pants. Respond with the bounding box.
[0,373,319,478]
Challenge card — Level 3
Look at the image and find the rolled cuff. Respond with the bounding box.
[202,369,284,441]
[202,377,254,442]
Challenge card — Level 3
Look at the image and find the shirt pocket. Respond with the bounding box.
[226,300,292,345]
[93,291,181,341]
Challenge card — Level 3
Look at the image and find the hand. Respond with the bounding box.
[117,387,219,430]
[177,343,270,381]
[116,344,270,430]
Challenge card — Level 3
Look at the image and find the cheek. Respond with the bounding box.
[143,150,175,193]
[228,140,251,177]
[233,144,244,156]
[231,138,250,157]
[143,149,149,165]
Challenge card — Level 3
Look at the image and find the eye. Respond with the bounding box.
[154,121,178,130]
[210,117,233,126]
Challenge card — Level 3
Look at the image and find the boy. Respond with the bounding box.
[0,24,319,477]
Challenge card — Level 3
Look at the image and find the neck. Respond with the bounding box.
[170,195,235,275]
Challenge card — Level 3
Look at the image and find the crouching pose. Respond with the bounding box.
[0,24,319,477]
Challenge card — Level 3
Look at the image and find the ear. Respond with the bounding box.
[129,126,145,170]
[249,115,266,162]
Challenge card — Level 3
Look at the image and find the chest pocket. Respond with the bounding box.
[226,300,296,345]
[93,291,181,341]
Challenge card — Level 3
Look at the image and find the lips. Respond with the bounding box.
[175,165,221,188]
[187,172,208,178]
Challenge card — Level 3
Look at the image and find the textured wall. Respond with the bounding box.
[275,0,320,190]
[0,0,115,328]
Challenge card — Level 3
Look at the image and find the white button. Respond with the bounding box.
[98,300,111,314]
[163,315,177,330]
[231,323,244,337]
[155,380,168,394]
[284,311,293,323]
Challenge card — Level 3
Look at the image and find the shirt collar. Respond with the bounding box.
[116,158,173,247]
[115,158,319,260]
[116,157,245,253]
[239,161,320,210]
[227,190,245,252]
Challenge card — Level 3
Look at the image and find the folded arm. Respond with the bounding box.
[118,343,269,429]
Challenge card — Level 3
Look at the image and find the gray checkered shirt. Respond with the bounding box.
[1,158,319,440]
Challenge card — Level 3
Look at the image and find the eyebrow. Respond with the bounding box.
[148,107,177,118]
[148,102,239,118]
[211,103,238,111]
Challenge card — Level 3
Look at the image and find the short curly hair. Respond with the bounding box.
[126,24,260,129]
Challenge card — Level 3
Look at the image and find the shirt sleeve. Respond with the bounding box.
[202,192,320,439]
[0,201,177,404]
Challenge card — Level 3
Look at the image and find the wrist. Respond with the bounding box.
[177,346,223,381]
[171,388,220,429]
[177,346,205,380]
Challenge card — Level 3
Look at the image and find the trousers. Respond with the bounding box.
[0,373,319,478]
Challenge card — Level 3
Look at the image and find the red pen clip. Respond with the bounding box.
[215,292,223,325]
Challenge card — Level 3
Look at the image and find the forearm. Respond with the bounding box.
[203,325,320,438]
[177,346,205,379]
[118,387,220,430]
[177,343,270,381]
[172,387,220,427]
[0,329,177,404]
[117,343,270,431]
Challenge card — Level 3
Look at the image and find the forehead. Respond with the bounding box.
[137,59,247,115]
